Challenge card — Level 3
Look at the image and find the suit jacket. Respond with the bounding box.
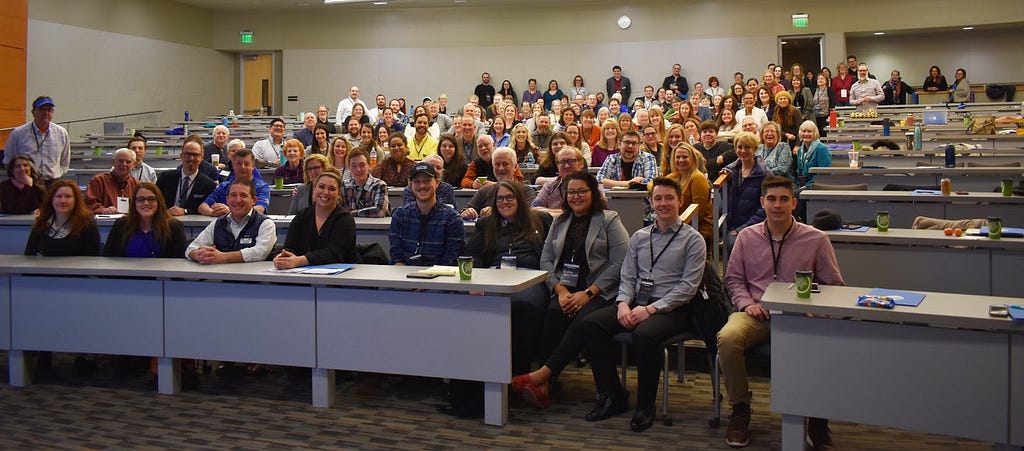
[540,209,629,299]
[455,135,480,162]
[156,167,218,214]
[605,76,631,103]
[662,75,689,94]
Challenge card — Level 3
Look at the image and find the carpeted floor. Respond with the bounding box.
[0,351,995,450]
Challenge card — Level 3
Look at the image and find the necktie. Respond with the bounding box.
[178,176,192,207]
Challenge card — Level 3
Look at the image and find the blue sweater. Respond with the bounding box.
[796,139,832,188]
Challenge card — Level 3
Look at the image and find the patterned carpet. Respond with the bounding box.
[0,351,995,450]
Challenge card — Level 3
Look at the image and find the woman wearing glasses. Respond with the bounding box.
[104,183,187,258]
[465,181,553,375]
[513,172,628,408]
[288,154,334,215]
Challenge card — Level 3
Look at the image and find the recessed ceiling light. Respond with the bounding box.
[373,1,386,4]
[873,32,885,35]
[780,41,788,45]
[962,26,974,30]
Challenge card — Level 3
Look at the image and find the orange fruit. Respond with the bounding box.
[944,228,954,236]
[954,228,964,237]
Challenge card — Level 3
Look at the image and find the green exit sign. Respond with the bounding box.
[792,13,808,28]
[240,31,253,44]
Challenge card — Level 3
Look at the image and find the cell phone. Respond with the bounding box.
[406,273,439,279]
[810,283,820,293]
[989,304,1009,317]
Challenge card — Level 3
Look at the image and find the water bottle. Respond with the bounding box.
[882,118,890,136]
[828,110,837,128]
[913,125,922,152]
[369,147,378,168]
[221,116,228,127]
[184,110,190,122]
[525,150,534,165]
[944,144,956,168]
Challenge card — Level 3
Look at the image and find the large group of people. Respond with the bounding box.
[13,56,976,446]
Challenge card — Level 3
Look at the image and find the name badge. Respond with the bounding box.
[500,255,518,270]
[239,237,254,245]
[636,278,655,305]
[559,263,581,288]
[116,196,130,213]
[840,89,848,98]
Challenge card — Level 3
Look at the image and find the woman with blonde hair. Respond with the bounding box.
[510,123,539,163]
[658,142,712,241]
[591,119,621,167]
[659,124,686,175]
[328,137,350,172]
[288,153,334,214]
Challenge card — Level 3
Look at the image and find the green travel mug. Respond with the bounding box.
[458,256,473,280]
[876,211,890,232]
[1001,179,1013,197]
[988,217,1002,240]
[795,270,813,299]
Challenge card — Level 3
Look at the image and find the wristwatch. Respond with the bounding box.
[585,288,595,299]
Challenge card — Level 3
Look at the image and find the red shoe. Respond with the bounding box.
[511,374,532,394]
[521,383,550,409]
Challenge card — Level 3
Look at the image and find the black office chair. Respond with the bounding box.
[614,331,702,426]
[709,342,771,428]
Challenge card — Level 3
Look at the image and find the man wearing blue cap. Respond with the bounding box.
[4,96,71,185]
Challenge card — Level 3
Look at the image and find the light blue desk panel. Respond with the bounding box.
[164,281,316,368]
[317,287,510,381]
[831,242,991,295]
[1012,335,1024,446]
[772,315,1009,446]
[10,276,163,356]
[0,276,9,350]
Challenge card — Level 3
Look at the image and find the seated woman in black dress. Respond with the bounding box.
[104,182,187,258]
[0,155,45,214]
[511,172,629,409]
[274,170,358,269]
[465,180,553,375]
[26,180,100,256]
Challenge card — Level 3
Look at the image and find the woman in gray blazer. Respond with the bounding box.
[511,172,629,409]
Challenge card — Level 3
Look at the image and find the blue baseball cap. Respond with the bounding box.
[32,96,55,109]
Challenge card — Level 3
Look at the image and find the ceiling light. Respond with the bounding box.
[962,26,974,30]
[780,41,788,45]
[373,1,386,4]
[325,0,376,4]
[873,32,885,35]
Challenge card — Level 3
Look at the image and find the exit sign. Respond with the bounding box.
[792,13,808,28]
[240,31,253,44]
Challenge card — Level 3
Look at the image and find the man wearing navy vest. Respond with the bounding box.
[186,179,276,264]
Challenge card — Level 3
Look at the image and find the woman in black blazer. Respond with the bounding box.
[274,170,358,269]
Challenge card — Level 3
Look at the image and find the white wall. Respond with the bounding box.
[848,28,1024,86]
[25,19,234,136]
[282,36,775,117]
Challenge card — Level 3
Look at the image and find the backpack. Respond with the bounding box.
[689,261,734,356]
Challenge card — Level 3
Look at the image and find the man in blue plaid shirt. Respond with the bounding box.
[596,130,659,189]
[388,162,464,266]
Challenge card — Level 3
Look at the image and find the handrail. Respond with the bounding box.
[2,110,163,133]
[680,203,699,225]
[59,110,163,126]
[713,172,730,189]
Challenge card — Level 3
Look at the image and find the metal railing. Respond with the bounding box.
[1,110,162,133]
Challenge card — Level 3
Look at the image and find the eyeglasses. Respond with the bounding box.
[134,196,158,204]
[306,165,323,172]
[566,189,590,198]
[495,194,516,203]
[643,131,658,136]
[556,159,579,167]
[181,152,203,159]
[621,140,640,147]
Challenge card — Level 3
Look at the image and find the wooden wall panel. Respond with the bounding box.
[0,0,28,144]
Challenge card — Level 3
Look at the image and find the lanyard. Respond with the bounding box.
[32,125,50,153]
[766,222,794,280]
[414,211,430,253]
[647,224,681,278]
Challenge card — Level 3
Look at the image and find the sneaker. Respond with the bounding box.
[806,417,834,450]
[725,402,751,447]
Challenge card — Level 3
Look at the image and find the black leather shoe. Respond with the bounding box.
[630,407,655,432]
[585,390,629,422]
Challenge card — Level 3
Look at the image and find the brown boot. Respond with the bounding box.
[725,402,751,447]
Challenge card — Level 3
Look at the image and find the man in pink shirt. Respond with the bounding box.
[717,175,844,450]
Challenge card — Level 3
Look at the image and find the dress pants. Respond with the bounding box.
[536,294,611,376]
[583,303,692,408]
[510,282,551,374]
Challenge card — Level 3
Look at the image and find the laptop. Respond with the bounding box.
[103,121,125,136]
[922,110,947,125]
